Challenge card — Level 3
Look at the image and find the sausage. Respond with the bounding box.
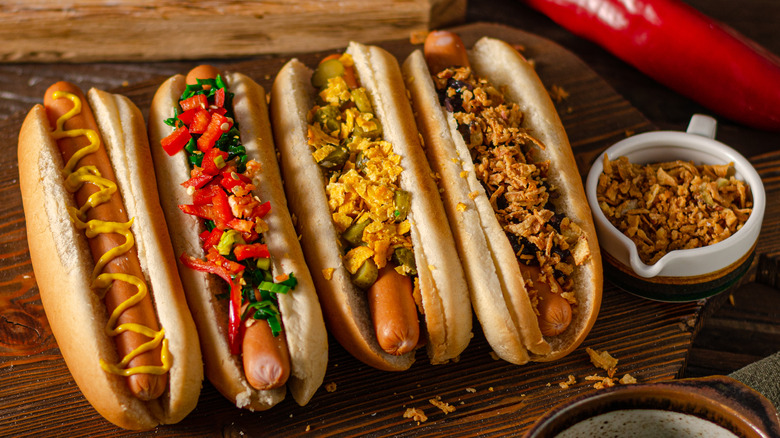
[241,314,292,390]
[367,265,420,355]
[43,82,166,401]
[424,30,471,72]
[184,65,293,389]
[523,265,572,337]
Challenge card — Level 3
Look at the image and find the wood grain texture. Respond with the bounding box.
[0,22,771,437]
[0,0,465,63]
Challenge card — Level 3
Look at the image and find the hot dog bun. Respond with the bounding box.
[270,42,473,371]
[18,88,203,430]
[402,35,602,363]
[148,71,328,409]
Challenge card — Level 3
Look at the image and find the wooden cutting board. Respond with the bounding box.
[0,0,465,63]
[0,23,713,437]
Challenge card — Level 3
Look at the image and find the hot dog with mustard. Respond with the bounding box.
[18,82,203,430]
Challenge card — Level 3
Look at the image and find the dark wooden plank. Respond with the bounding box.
[0,21,764,437]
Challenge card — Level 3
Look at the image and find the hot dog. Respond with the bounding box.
[270,42,473,371]
[18,82,203,430]
[401,32,603,363]
[147,66,328,409]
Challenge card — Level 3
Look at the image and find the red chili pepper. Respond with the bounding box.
[180,253,243,354]
[211,188,234,229]
[227,218,255,234]
[192,184,222,205]
[250,200,272,219]
[189,108,211,134]
[201,228,224,251]
[161,126,191,156]
[219,167,252,192]
[197,113,232,152]
[181,172,213,190]
[201,148,228,176]
[234,243,270,261]
[521,0,780,131]
[180,94,208,112]
[215,87,226,108]
[206,247,246,275]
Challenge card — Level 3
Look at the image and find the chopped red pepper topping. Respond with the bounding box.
[180,94,208,111]
[197,113,232,152]
[161,126,191,156]
[234,243,270,261]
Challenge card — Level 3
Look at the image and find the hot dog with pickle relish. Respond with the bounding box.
[271,42,473,371]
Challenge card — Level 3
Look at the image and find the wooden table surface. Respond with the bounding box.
[0,1,778,436]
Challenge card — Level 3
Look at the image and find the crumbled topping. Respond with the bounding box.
[596,155,752,264]
[559,374,577,389]
[433,66,589,306]
[429,397,456,414]
[403,407,428,423]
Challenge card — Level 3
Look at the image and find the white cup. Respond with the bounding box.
[585,115,765,296]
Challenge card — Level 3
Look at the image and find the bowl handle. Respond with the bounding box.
[686,114,718,138]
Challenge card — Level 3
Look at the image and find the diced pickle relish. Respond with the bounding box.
[307,54,416,287]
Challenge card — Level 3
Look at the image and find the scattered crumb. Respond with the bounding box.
[549,84,570,103]
[468,191,479,200]
[620,374,637,385]
[625,129,635,137]
[559,374,577,389]
[489,352,500,361]
[322,268,334,280]
[410,30,428,45]
[429,397,456,414]
[305,425,311,432]
[465,387,477,393]
[580,348,640,389]
[456,202,467,212]
[586,347,618,371]
[488,387,494,392]
[585,374,617,390]
[459,170,468,178]
[403,407,428,423]
[729,293,736,306]
[325,382,337,393]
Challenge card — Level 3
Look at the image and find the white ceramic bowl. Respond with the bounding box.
[585,115,765,301]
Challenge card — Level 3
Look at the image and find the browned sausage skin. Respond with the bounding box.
[368,265,420,355]
[44,82,167,401]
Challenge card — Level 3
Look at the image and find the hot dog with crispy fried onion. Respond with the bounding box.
[147,66,328,409]
[18,82,203,430]
[270,42,473,371]
[402,32,603,364]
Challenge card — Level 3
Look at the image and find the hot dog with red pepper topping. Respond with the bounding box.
[402,32,603,364]
[270,42,473,371]
[148,66,327,409]
[18,83,203,430]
